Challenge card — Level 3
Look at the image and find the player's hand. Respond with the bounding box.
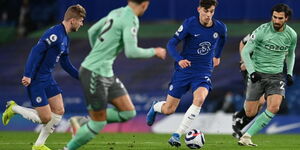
[178,59,191,68]
[250,72,261,83]
[240,63,246,71]
[286,74,294,86]
[154,47,166,60]
[22,76,31,87]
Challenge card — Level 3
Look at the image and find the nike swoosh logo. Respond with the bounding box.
[194,34,200,37]
[266,122,300,134]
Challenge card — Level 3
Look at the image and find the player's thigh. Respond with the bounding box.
[79,67,111,111]
[266,94,283,114]
[244,101,260,117]
[110,95,134,111]
[265,76,285,100]
[88,109,107,121]
[245,79,264,101]
[108,77,134,111]
[35,105,52,123]
[48,93,64,115]
[168,71,191,99]
[45,84,64,115]
[191,76,211,106]
[164,94,180,112]
[192,87,209,106]
[27,82,49,107]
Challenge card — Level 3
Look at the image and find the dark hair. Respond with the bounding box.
[64,4,86,21]
[128,0,150,4]
[271,3,292,20]
[199,0,218,9]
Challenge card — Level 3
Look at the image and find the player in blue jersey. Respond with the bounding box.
[146,0,226,147]
[2,4,86,150]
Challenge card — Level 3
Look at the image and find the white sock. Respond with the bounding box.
[12,105,42,123]
[34,113,62,146]
[176,104,201,136]
[153,101,166,113]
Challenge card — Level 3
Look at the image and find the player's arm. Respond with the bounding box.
[60,54,79,80]
[214,24,227,67]
[167,20,191,68]
[241,27,263,75]
[88,17,107,48]
[239,34,251,71]
[285,32,297,76]
[122,20,158,59]
[22,41,48,86]
[23,41,48,78]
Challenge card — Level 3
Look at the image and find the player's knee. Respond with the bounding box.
[267,105,280,114]
[40,115,52,124]
[162,105,176,115]
[119,110,136,122]
[52,107,65,115]
[245,109,257,118]
[193,97,205,106]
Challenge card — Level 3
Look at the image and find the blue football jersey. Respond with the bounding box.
[168,16,227,75]
[24,24,72,81]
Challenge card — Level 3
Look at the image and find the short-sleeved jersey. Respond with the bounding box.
[173,16,227,75]
[242,22,297,75]
[24,24,70,81]
[82,6,155,77]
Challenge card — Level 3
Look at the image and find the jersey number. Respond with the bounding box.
[279,81,285,90]
[98,19,113,42]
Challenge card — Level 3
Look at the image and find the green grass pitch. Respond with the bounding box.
[0,131,299,150]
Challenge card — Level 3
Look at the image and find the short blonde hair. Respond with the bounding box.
[64,4,86,21]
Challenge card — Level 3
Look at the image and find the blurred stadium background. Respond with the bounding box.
[0,0,300,135]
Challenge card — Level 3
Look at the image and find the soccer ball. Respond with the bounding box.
[184,129,205,149]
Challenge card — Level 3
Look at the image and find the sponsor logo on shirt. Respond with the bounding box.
[264,44,289,51]
[197,41,211,55]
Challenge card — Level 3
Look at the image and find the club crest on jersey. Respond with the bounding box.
[213,32,218,39]
[36,96,42,103]
[197,42,211,55]
[169,84,173,91]
[131,27,138,37]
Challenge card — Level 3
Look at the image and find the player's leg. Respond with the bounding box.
[239,74,284,146]
[107,94,136,123]
[147,72,188,126]
[69,78,134,133]
[2,100,43,125]
[2,84,51,126]
[106,77,136,123]
[169,87,207,145]
[65,67,108,150]
[146,94,180,126]
[33,93,64,150]
[232,95,265,139]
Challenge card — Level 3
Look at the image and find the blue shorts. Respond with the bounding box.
[168,71,212,99]
[26,79,62,107]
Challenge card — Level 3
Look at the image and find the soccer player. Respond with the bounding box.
[238,4,296,146]
[1,4,86,150]
[232,34,266,139]
[146,0,227,147]
[63,0,166,149]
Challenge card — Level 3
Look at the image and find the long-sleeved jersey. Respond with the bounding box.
[82,6,155,77]
[241,22,297,75]
[24,24,78,81]
[167,16,227,76]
